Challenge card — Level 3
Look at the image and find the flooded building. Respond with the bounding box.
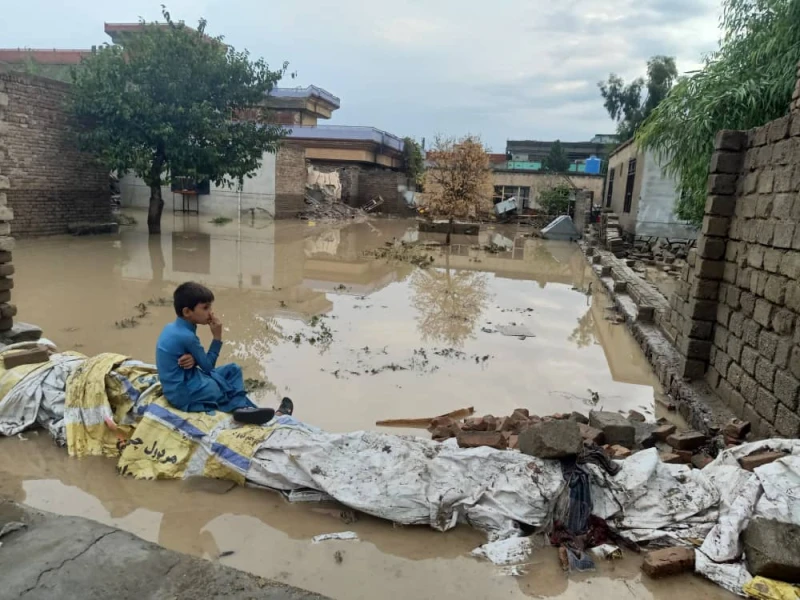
[603,139,697,239]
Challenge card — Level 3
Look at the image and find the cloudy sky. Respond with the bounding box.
[1,0,722,150]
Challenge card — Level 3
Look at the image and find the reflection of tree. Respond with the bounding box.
[410,251,490,347]
[569,308,596,349]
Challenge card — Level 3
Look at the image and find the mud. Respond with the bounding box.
[4,213,733,598]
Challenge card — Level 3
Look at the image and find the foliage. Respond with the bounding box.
[599,56,677,141]
[638,0,800,224]
[542,140,570,173]
[403,137,425,186]
[423,135,493,241]
[69,8,288,234]
[537,184,572,215]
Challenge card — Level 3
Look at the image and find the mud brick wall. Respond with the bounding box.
[0,73,109,236]
[274,143,306,218]
[672,61,800,438]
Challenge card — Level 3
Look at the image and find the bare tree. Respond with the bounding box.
[423,135,493,244]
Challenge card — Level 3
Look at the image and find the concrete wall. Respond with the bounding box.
[667,62,800,438]
[606,141,644,234]
[0,73,109,236]
[120,151,277,218]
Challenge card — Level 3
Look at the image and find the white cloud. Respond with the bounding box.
[0,0,721,149]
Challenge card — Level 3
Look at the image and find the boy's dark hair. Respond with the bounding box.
[174,282,215,316]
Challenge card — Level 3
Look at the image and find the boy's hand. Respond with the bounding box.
[178,354,195,369]
[209,312,223,341]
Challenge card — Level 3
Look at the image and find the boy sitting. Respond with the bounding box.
[156,282,292,425]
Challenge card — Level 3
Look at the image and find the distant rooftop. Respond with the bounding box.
[286,125,404,152]
[0,49,92,65]
[270,86,341,109]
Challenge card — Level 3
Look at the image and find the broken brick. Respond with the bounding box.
[739,451,789,472]
[502,410,532,434]
[722,419,751,440]
[642,547,696,578]
[607,445,632,459]
[660,453,684,464]
[676,450,694,462]
[653,424,677,442]
[627,410,646,423]
[578,423,605,445]
[691,452,713,469]
[666,431,708,451]
[461,417,488,431]
[2,348,49,370]
[457,431,507,450]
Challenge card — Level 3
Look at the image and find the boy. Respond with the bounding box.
[156,282,292,425]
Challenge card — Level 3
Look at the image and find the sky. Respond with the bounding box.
[0,0,722,151]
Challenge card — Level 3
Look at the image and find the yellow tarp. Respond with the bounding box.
[744,577,800,600]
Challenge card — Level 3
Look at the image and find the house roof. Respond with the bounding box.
[0,49,91,65]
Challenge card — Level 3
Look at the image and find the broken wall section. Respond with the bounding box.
[673,61,800,439]
[0,73,109,236]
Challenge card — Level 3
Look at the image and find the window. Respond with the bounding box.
[605,168,615,207]
[493,186,531,207]
[623,158,637,213]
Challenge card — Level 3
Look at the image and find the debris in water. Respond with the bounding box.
[334,551,344,564]
[471,536,541,566]
[376,406,475,428]
[312,531,359,543]
[218,550,235,558]
[496,324,535,338]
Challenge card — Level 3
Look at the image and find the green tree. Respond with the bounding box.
[537,184,572,215]
[403,137,425,186]
[542,140,570,172]
[638,0,800,224]
[599,56,677,141]
[70,9,287,234]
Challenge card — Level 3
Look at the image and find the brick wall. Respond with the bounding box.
[358,169,411,215]
[274,143,306,218]
[671,61,800,438]
[0,73,109,236]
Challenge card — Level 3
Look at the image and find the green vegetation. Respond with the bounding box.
[638,0,800,223]
[70,8,288,234]
[542,140,570,173]
[402,137,425,186]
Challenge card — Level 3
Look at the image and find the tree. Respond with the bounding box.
[638,0,800,224]
[542,140,571,173]
[403,137,425,186]
[70,9,287,234]
[410,248,490,347]
[537,184,572,215]
[599,56,677,141]
[423,135,493,244]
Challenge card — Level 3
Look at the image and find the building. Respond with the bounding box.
[0,48,91,82]
[505,136,614,173]
[491,169,605,211]
[603,139,697,239]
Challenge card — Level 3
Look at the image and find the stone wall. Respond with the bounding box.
[274,143,306,218]
[358,169,410,215]
[671,61,800,438]
[0,73,109,236]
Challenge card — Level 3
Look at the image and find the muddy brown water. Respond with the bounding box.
[3,213,733,599]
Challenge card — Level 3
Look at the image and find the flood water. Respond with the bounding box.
[3,213,732,599]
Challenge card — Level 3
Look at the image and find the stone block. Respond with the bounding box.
[0,206,13,222]
[717,303,731,327]
[775,404,800,437]
[758,330,779,361]
[698,236,726,260]
[758,169,775,193]
[0,264,13,277]
[578,423,604,445]
[723,418,751,439]
[756,195,775,218]
[741,373,759,401]
[741,346,759,375]
[653,424,677,442]
[779,252,800,278]
[715,350,732,377]
[728,336,744,363]
[0,193,6,206]
[740,451,789,472]
[755,387,778,420]
[774,371,800,410]
[771,192,794,220]
[705,195,736,217]
[753,125,768,147]
[0,322,42,343]
[0,252,10,264]
[518,420,581,458]
[715,130,747,151]
[0,176,9,190]
[641,547,696,578]
[773,222,795,248]
[775,336,792,367]
[702,216,729,237]
[756,357,777,391]
[692,452,713,469]
[763,247,783,272]
[727,362,744,389]
[666,431,708,451]
[687,299,719,321]
[774,165,795,192]
[747,244,765,268]
[724,260,738,283]
[751,270,767,296]
[680,337,713,360]
[710,150,743,174]
[0,278,14,292]
[756,219,775,245]
[456,430,507,450]
[791,346,800,380]
[708,174,738,196]
[728,311,744,335]
[743,520,800,583]
[793,226,800,250]
[589,411,635,448]
[764,275,787,304]
[0,237,14,252]
[2,348,49,370]
[768,115,792,142]
[691,279,719,300]
[0,303,16,319]
[787,282,800,312]
[680,358,707,380]
[753,300,773,328]
[773,138,795,164]
[743,319,761,347]
[606,444,632,459]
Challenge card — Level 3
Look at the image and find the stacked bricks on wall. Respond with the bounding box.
[0,73,110,236]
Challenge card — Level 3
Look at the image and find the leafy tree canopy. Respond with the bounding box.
[638,0,800,224]
[542,140,571,173]
[403,137,425,186]
[70,8,288,233]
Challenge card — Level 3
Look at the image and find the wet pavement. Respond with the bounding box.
[3,213,733,599]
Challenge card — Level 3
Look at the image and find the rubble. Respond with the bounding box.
[457,431,507,450]
[578,423,605,445]
[743,520,800,583]
[722,419,751,440]
[606,445,632,459]
[569,412,589,424]
[297,195,366,222]
[739,450,789,472]
[634,422,659,449]
[627,410,646,423]
[518,420,582,459]
[666,431,708,451]
[642,547,696,578]
[691,452,713,469]
[589,411,635,448]
[653,423,677,442]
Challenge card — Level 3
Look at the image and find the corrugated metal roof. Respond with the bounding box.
[286,125,403,151]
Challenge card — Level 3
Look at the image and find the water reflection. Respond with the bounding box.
[410,248,491,348]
